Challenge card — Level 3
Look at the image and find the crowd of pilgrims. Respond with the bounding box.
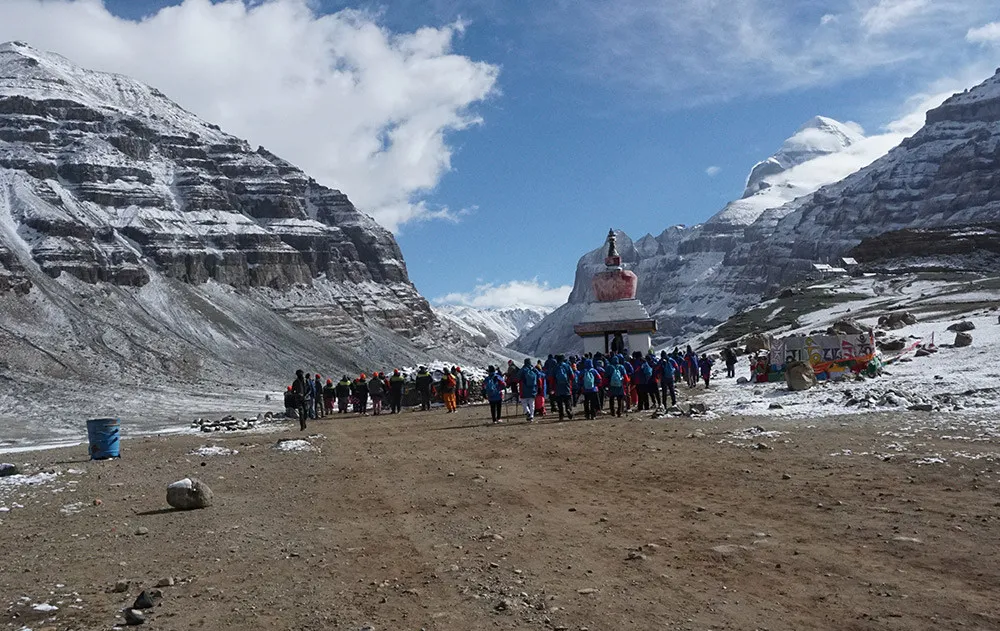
[283,345,737,429]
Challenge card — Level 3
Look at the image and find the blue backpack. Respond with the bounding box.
[483,376,502,400]
[582,370,595,390]
[609,366,623,387]
[556,364,571,385]
[641,363,653,381]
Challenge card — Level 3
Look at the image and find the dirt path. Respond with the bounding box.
[2,403,998,630]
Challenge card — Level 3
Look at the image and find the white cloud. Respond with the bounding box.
[435,279,572,309]
[0,0,499,232]
[546,0,998,102]
[705,166,721,176]
[967,22,1000,45]
[861,0,929,35]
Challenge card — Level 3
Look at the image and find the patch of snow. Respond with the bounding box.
[275,439,317,452]
[167,478,193,490]
[189,445,238,457]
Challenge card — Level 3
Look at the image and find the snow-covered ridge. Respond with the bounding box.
[434,304,550,347]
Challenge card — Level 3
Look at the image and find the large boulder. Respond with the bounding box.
[829,318,866,335]
[785,361,817,391]
[947,320,975,332]
[878,312,917,330]
[166,477,213,510]
[878,338,907,352]
[744,333,771,354]
[954,331,973,347]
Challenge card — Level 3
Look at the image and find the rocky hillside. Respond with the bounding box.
[0,42,494,438]
[514,71,1000,355]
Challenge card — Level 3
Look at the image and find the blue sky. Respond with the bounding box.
[3,1,999,308]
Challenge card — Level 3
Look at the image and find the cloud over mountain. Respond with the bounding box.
[0,0,499,232]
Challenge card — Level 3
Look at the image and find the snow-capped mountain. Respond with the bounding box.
[0,41,495,428]
[513,113,872,355]
[434,304,550,348]
[514,72,1000,355]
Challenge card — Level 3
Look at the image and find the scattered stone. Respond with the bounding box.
[166,477,213,511]
[0,463,19,477]
[123,608,145,625]
[752,442,771,450]
[879,338,907,352]
[625,550,647,561]
[156,577,175,587]
[785,361,817,391]
[132,590,157,610]
[134,526,149,536]
[915,348,932,357]
[830,318,866,335]
[112,580,130,593]
[947,320,975,332]
[686,429,706,439]
[769,403,783,410]
[878,312,917,330]
[577,588,598,595]
[892,536,922,544]
[954,331,973,347]
[736,376,749,384]
[781,473,792,480]
[907,403,933,412]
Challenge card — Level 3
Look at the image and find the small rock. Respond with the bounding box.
[752,442,771,450]
[156,577,175,587]
[736,376,749,384]
[769,403,783,410]
[166,477,213,510]
[625,550,647,561]
[947,320,975,332]
[135,527,149,536]
[123,609,145,626]
[915,348,932,357]
[577,588,598,595]
[0,463,20,477]
[132,590,159,610]
[907,403,933,412]
[954,331,973,347]
[781,473,792,480]
[112,580,130,593]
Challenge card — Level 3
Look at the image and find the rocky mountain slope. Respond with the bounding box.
[514,70,1000,355]
[434,304,550,348]
[0,42,494,441]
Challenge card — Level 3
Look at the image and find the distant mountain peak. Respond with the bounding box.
[743,115,863,199]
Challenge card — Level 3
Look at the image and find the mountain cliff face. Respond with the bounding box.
[514,69,1000,355]
[0,42,492,425]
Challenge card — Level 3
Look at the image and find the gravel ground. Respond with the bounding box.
[2,401,999,631]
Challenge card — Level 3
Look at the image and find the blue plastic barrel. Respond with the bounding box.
[86,418,121,460]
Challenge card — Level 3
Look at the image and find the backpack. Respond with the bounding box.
[555,364,570,385]
[444,374,456,389]
[609,366,623,387]
[483,376,502,400]
[641,363,653,381]
[582,370,595,390]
